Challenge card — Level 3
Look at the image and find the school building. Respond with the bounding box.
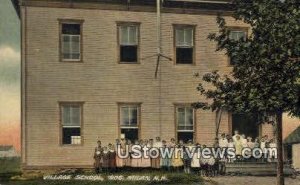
[13,0,281,169]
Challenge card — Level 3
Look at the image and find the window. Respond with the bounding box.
[176,106,194,142]
[60,22,82,61]
[60,103,82,145]
[119,104,140,142]
[229,30,246,41]
[228,29,247,65]
[175,26,194,64]
[118,24,139,63]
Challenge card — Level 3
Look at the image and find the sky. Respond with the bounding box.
[0,0,20,151]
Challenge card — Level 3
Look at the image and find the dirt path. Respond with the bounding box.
[205,176,300,185]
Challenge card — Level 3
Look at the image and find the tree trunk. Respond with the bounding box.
[276,112,284,185]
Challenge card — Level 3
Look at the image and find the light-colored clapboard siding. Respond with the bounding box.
[22,5,265,168]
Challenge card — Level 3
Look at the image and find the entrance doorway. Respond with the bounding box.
[232,114,259,139]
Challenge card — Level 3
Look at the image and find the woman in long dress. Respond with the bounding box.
[102,146,110,173]
[152,137,162,169]
[172,144,183,172]
[108,143,116,172]
[131,140,141,168]
[168,138,176,170]
[115,139,125,170]
[234,135,243,160]
[160,140,171,170]
[140,139,151,168]
[124,139,132,168]
[93,140,103,173]
[191,144,201,173]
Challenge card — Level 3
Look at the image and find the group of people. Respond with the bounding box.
[93,137,214,174]
[93,131,277,175]
[217,130,277,162]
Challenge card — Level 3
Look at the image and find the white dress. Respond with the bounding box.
[191,151,201,168]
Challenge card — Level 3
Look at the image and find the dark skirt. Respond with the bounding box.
[102,153,110,168]
[109,151,116,168]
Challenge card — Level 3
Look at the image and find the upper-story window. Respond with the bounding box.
[229,30,246,41]
[60,20,83,62]
[175,25,195,64]
[228,29,247,65]
[118,23,139,63]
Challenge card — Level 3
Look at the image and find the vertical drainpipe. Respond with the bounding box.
[156,0,162,138]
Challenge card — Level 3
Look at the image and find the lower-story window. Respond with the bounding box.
[119,104,140,142]
[60,103,83,145]
[176,106,194,143]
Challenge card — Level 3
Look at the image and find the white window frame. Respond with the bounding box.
[175,27,194,48]
[176,106,194,132]
[60,22,82,62]
[60,103,82,145]
[119,25,138,46]
[120,105,139,129]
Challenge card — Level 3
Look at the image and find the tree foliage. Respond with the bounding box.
[194,0,300,120]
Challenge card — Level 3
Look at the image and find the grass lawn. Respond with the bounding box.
[0,158,208,185]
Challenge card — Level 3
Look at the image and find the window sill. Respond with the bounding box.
[175,63,195,66]
[119,62,140,64]
[60,60,83,63]
[60,144,83,147]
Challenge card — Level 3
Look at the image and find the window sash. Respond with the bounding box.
[62,34,81,60]
[62,105,81,127]
[120,106,139,127]
[119,25,138,46]
[176,27,194,47]
[229,30,246,41]
[177,107,194,131]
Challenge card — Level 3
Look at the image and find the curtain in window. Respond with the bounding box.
[176,27,193,47]
[61,23,81,60]
[120,25,138,46]
[121,106,138,127]
[62,105,80,126]
[177,107,194,131]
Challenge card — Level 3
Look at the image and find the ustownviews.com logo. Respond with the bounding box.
[116,145,277,160]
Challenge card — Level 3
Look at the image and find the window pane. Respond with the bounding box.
[229,30,246,41]
[121,107,130,126]
[71,36,80,53]
[184,28,193,46]
[121,128,138,143]
[120,46,137,62]
[177,132,193,143]
[128,26,137,45]
[62,105,81,126]
[61,23,81,60]
[62,35,71,58]
[176,28,185,46]
[120,25,137,45]
[62,23,80,35]
[176,48,193,64]
[71,106,80,126]
[63,106,71,126]
[120,26,128,45]
[62,127,81,144]
[177,107,185,127]
[186,107,193,126]
[130,107,138,126]
[176,27,193,47]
